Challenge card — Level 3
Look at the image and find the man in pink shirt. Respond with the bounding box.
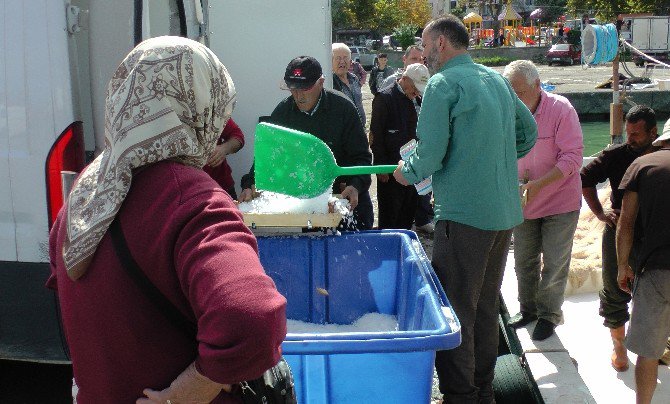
[503,60,583,340]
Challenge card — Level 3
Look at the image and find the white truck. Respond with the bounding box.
[0,0,331,363]
[620,15,670,66]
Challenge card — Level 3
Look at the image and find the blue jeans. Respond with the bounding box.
[513,210,579,325]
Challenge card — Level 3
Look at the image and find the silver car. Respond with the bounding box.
[349,46,376,69]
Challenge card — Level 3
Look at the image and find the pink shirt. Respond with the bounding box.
[47,161,286,404]
[518,91,583,219]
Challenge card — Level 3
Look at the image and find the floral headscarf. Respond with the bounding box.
[63,36,236,280]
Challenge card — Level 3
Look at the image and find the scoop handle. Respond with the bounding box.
[335,165,398,176]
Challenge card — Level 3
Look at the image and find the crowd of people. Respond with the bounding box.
[46,13,670,404]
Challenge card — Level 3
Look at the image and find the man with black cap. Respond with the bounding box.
[240,56,374,230]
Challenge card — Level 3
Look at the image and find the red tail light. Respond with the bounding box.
[45,122,85,229]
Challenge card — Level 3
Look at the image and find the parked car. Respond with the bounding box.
[546,43,581,65]
[365,38,382,50]
[349,46,377,69]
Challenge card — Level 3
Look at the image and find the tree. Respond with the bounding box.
[373,0,403,34]
[397,0,433,28]
[350,0,377,28]
[394,24,420,48]
[534,0,567,24]
[565,0,626,22]
[332,0,358,30]
[625,0,670,14]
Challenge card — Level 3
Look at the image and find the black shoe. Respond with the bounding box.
[532,319,556,341]
[508,312,537,329]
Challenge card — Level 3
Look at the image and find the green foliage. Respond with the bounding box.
[449,5,467,20]
[564,0,623,22]
[333,0,432,34]
[567,28,581,45]
[350,0,377,27]
[332,0,357,29]
[373,0,402,33]
[533,0,567,24]
[394,24,419,49]
[531,53,547,65]
[332,0,376,29]
[472,56,515,66]
[626,0,670,14]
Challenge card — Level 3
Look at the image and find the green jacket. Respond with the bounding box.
[401,54,537,230]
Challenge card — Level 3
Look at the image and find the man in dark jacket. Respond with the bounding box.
[240,56,373,230]
[370,63,429,229]
[368,53,394,96]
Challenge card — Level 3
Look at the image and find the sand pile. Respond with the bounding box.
[565,188,611,295]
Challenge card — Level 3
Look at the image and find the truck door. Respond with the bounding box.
[649,17,669,52]
[207,0,332,193]
[632,18,652,51]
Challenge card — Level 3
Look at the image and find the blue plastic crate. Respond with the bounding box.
[257,230,461,404]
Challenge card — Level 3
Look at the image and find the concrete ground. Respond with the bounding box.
[490,62,670,93]
[359,61,670,403]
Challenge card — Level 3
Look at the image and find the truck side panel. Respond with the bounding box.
[650,17,669,51]
[0,0,73,362]
[1,0,75,263]
[630,16,670,52]
[208,0,332,193]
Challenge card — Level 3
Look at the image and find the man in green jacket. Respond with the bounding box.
[393,15,537,403]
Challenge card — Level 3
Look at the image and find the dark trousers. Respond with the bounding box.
[415,192,434,227]
[432,220,513,404]
[377,177,418,230]
[599,225,631,328]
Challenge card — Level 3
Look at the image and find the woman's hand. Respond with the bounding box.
[136,362,232,404]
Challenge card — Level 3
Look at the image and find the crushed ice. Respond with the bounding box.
[287,313,398,333]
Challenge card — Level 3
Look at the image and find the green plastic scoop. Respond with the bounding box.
[254,122,397,198]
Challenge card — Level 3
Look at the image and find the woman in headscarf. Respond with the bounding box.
[47,36,287,403]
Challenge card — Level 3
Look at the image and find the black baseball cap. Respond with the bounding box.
[283,56,322,89]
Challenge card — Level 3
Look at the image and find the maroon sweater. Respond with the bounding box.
[47,161,287,403]
[203,118,245,193]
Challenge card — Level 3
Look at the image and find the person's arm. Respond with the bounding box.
[369,67,378,95]
[176,194,286,383]
[239,163,257,202]
[381,73,397,90]
[139,193,286,402]
[523,105,582,202]
[137,362,231,403]
[206,119,244,168]
[356,62,367,84]
[581,149,616,225]
[616,190,638,294]
[582,186,617,227]
[523,167,564,203]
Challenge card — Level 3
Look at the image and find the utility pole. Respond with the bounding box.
[610,20,624,145]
